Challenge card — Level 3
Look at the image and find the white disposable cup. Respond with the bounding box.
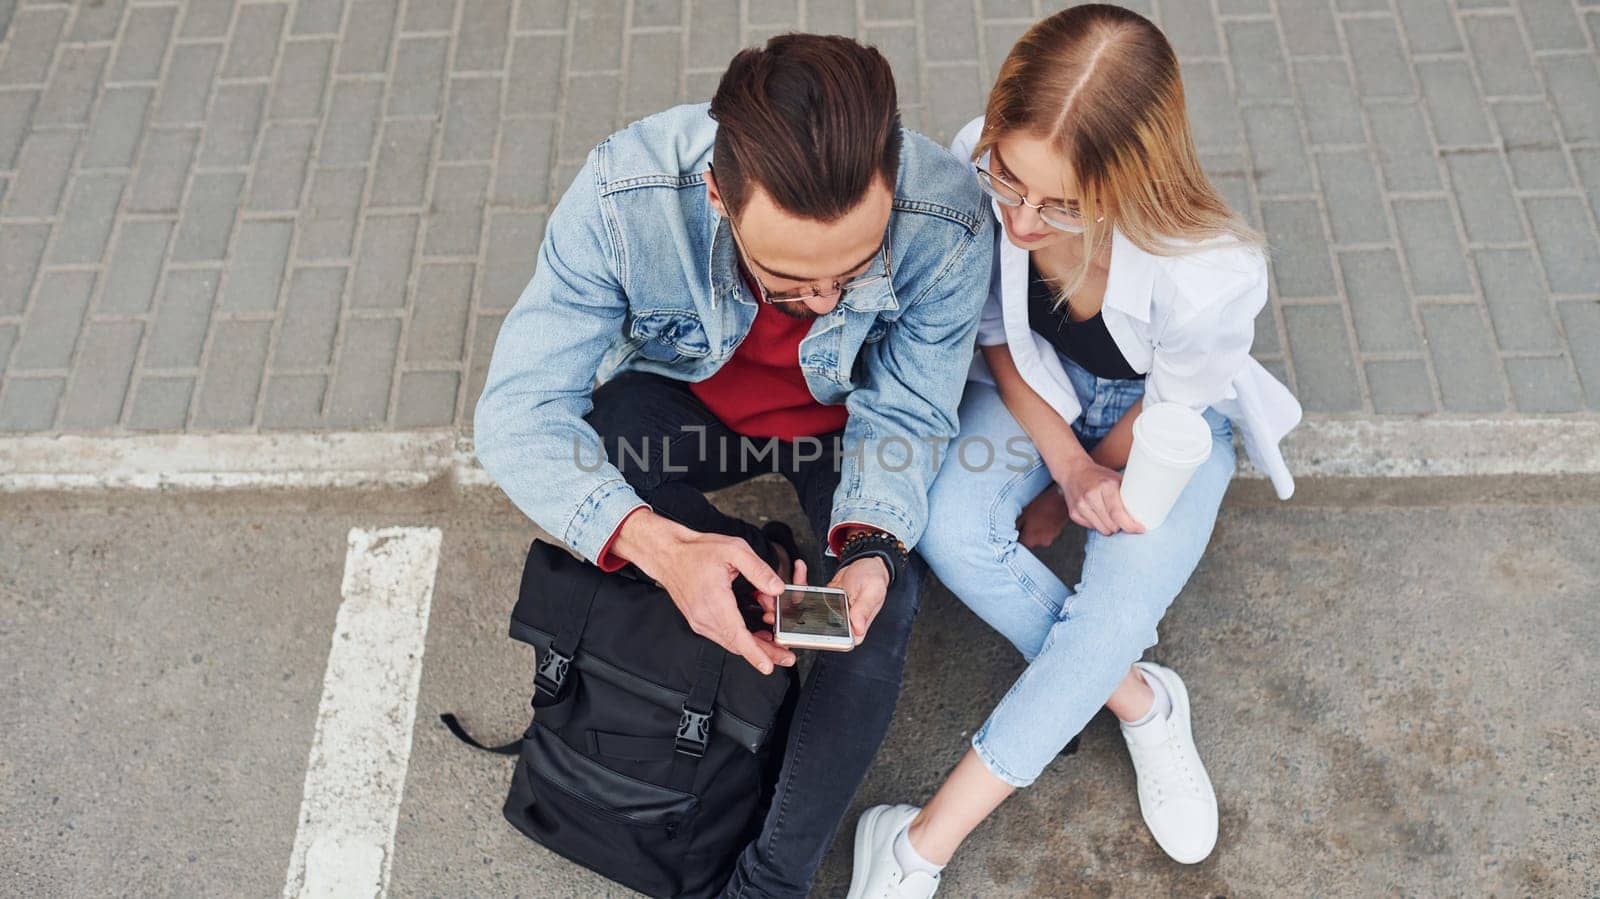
[1118,402,1215,531]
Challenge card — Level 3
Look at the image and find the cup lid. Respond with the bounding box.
[1132,402,1214,466]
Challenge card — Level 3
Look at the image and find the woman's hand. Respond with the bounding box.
[1056,459,1146,537]
[1017,485,1071,548]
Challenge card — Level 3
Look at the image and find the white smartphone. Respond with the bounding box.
[773,584,854,651]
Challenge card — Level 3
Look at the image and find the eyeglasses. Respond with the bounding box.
[725,209,893,304]
[974,165,1100,235]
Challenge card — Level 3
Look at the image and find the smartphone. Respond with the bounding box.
[773,584,854,651]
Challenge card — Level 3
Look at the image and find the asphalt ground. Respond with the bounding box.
[3,474,1597,897]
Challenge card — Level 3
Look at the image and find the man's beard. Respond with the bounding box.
[770,300,823,321]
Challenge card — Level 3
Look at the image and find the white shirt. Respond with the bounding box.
[951,116,1302,499]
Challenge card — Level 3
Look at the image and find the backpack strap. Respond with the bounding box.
[534,568,605,702]
[668,639,726,791]
[438,713,521,755]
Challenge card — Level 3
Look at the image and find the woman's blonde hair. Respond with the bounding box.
[975,4,1262,297]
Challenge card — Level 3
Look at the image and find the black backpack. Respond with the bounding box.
[444,539,797,899]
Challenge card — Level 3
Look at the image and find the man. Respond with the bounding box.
[474,34,990,897]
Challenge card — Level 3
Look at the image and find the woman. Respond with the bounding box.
[846,6,1302,895]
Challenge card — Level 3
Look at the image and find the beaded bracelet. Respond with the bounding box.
[838,529,909,588]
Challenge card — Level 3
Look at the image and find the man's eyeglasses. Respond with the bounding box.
[725,209,893,304]
[973,165,1098,235]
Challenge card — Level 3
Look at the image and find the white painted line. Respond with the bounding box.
[283,526,444,899]
[1,418,1598,493]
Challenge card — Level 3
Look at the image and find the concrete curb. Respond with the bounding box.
[3,419,1599,492]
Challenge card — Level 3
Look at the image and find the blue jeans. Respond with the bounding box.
[918,356,1235,787]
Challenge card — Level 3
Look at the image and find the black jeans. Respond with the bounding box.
[584,371,925,899]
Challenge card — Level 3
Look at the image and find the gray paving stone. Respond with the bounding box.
[506,34,563,115]
[248,122,316,212]
[634,0,681,28]
[923,0,976,59]
[403,0,456,32]
[480,210,541,309]
[1574,149,1600,224]
[1539,55,1600,144]
[455,0,512,71]
[1338,249,1420,353]
[0,7,65,84]
[1523,196,1600,296]
[1473,248,1561,352]
[463,311,502,412]
[1184,61,1242,153]
[1204,152,1256,229]
[275,266,346,367]
[0,376,64,430]
[1364,359,1435,414]
[405,261,472,361]
[1503,355,1582,412]
[337,0,397,73]
[394,369,460,425]
[626,30,683,117]
[1394,0,1462,54]
[1344,16,1413,99]
[687,0,738,65]
[440,76,503,161]
[296,167,366,260]
[389,36,449,117]
[128,128,198,213]
[493,118,552,208]
[221,221,295,313]
[66,0,126,42]
[1243,105,1314,196]
[1283,304,1364,412]
[326,315,400,426]
[1315,150,1389,245]
[318,80,384,165]
[1276,0,1339,56]
[1492,100,1571,190]
[1365,102,1441,191]
[2,129,78,217]
[1443,150,1524,244]
[269,39,334,120]
[292,0,345,35]
[1557,299,1600,409]
[0,91,38,170]
[126,375,193,429]
[1253,303,1281,356]
[82,87,153,169]
[369,118,436,207]
[1463,14,1540,97]
[1261,200,1336,298]
[199,83,267,166]
[153,43,221,125]
[422,164,489,256]
[0,325,14,375]
[350,214,419,309]
[58,320,142,429]
[99,220,174,315]
[10,270,94,370]
[180,0,234,39]
[1419,303,1508,412]
[1418,59,1492,148]
[110,6,176,81]
[260,372,327,428]
[0,224,50,317]
[49,173,126,265]
[221,3,287,78]
[1293,60,1365,148]
[193,319,272,427]
[145,269,218,368]
[172,172,245,262]
[1393,198,1472,295]
[1518,0,1587,51]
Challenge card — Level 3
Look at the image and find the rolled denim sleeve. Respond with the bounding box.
[830,222,992,550]
[473,153,648,564]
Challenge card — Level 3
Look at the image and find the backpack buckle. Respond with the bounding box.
[675,704,713,758]
[534,648,573,699]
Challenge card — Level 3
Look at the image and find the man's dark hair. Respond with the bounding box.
[709,34,902,222]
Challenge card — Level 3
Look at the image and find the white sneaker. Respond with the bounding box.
[845,804,941,899]
[1120,662,1219,864]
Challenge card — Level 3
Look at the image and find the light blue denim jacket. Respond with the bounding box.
[474,104,993,564]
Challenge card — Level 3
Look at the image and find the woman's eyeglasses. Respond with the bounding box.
[973,165,1098,235]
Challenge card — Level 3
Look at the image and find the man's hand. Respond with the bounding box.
[753,554,889,647]
[1017,485,1070,548]
[612,509,796,674]
[1055,458,1145,537]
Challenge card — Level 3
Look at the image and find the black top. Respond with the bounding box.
[1026,260,1143,381]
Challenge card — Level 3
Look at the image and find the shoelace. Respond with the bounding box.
[1131,721,1204,807]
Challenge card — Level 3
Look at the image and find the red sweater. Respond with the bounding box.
[688,299,849,441]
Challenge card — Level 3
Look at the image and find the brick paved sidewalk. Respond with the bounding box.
[0,0,1597,434]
